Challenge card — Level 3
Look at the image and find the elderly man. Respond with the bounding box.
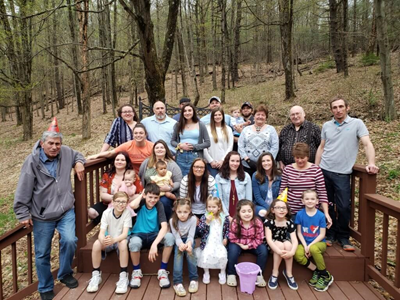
[316,97,379,251]
[13,118,85,300]
[200,96,231,126]
[141,101,177,155]
[277,105,321,169]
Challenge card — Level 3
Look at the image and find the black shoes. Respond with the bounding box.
[40,290,54,300]
[60,274,79,288]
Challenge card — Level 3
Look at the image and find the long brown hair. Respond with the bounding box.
[148,140,174,168]
[254,152,281,184]
[209,107,228,143]
[230,200,256,239]
[219,151,245,181]
[187,158,209,205]
[177,103,199,135]
[171,198,193,231]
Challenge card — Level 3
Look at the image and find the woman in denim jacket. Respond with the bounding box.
[251,152,281,219]
[215,151,252,217]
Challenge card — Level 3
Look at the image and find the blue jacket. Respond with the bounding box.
[215,172,252,215]
[251,173,281,209]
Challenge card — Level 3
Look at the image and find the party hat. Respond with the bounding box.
[47,117,60,132]
[277,188,288,202]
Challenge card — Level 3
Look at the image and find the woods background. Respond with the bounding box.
[0,0,399,141]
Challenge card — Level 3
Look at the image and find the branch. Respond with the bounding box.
[242,0,281,26]
[118,0,137,22]
[0,0,84,20]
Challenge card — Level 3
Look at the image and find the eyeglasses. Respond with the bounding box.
[121,111,133,114]
[193,166,205,170]
[114,201,128,205]
[274,206,287,211]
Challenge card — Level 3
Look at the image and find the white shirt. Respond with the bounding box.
[203,125,234,163]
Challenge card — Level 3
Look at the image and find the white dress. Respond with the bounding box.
[195,218,228,269]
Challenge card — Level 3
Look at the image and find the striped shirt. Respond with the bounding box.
[180,175,216,215]
[228,218,264,249]
[279,164,328,214]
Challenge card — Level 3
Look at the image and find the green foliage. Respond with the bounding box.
[367,90,378,108]
[314,60,335,74]
[360,53,380,66]
[0,195,18,236]
[387,169,400,180]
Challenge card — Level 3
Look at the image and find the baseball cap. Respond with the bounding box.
[241,102,253,109]
[208,96,221,104]
[179,97,191,104]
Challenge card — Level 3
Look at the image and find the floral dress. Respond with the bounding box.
[195,215,228,269]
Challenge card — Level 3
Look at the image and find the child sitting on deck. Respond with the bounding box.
[128,183,175,289]
[294,189,334,292]
[86,192,132,294]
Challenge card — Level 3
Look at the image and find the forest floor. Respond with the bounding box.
[0,54,399,299]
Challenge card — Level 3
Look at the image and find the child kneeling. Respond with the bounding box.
[128,183,175,289]
[227,200,268,287]
[294,189,334,292]
[86,192,132,294]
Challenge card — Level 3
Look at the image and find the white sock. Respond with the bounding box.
[220,269,226,275]
[204,268,210,275]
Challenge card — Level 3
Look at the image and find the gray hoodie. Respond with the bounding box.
[14,140,85,222]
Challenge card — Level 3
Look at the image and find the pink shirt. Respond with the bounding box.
[228,218,264,249]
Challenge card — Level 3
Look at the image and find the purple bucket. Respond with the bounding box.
[235,262,260,294]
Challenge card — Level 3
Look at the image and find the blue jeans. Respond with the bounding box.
[33,208,77,293]
[207,163,219,178]
[173,238,198,284]
[227,243,268,275]
[322,169,351,240]
[176,151,198,177]
[129,232,175,252]
[159,195,173,221]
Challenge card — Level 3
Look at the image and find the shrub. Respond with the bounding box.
[314,60,336,74]
[360,53,380,66]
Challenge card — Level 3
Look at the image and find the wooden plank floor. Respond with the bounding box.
[52,273,385,300]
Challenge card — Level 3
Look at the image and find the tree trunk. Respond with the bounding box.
[195,0,204,84]
[52,0,64,109]
[219,0,227,103]
[211,0,217,90]
[177,26,188,96]
[342,0,349,77]
[367,6,377,55]
[119,0,180,106]
[329,0,344,73]
[232,0,242,82]
[66,0,82,115]
[97,0,108,114]
[374,0,396,121]
[199,1,208,80]
[77,0,91,139]
[351,0,357,57]
[279,0,296,100]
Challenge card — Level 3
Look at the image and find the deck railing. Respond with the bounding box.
[1,162,399,299]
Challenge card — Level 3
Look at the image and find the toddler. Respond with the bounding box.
[151,160,176,200]
[109,169,137,217]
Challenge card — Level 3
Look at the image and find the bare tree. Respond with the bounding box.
[374,0,396,121]
[119,0,181,106]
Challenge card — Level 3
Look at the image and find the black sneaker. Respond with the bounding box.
[60,274,79,288]
[40,290,55,300]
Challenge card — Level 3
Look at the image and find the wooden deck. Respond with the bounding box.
[52,272,385,300]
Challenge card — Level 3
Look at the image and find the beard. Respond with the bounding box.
[156,113,165,120]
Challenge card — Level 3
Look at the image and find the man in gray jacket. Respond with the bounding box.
[14,119,85,300]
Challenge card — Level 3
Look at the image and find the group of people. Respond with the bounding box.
[13,95,379,300]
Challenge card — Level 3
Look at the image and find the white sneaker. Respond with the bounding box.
[256,275,266,287]
[218,273,226,285]
[86,270,102,293]
[173,283,187,296]
[227,275,237,287]
[130,269,143,288]
[157,269,171,288]
[188,280,198,293]
[115,271,129,294]
[203,272,210,284]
